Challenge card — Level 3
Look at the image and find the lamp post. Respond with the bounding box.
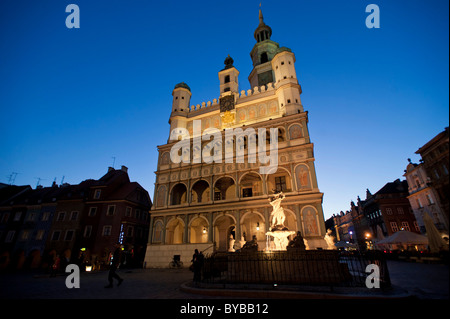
[365,232,372,250]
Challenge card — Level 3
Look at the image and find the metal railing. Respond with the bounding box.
[201,250,391,289]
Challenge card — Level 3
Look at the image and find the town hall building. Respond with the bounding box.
[144,9,327,267]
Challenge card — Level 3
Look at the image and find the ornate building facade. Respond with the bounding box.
[144,9,327,267]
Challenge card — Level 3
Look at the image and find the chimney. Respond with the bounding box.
[108,167,114,173]
[121,165,128,173]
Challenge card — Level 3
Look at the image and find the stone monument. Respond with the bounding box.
[324,229,337,250]
[265,192,296,250]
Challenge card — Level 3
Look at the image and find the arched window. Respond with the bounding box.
[214,177,236,201]
[152,220,164,243]
[166,218,184,244]
[240,172,263,197]
[190,217,209,244]
[260,52,268,63]
[191,180,210,203]
[170,183,187,205]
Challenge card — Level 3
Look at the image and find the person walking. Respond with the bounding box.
[105,243,124,288]
[50,254,60,277]
[192,249,204,283]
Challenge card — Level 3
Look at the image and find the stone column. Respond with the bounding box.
[147,216,154,244]
[295,205,303,235]
[208,212,214,243]
[162,216,168,244]
[183,214,189,244]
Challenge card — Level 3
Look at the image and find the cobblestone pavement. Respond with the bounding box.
[387,260,449,299]
[0,261,448,299]
[0,268,202,299]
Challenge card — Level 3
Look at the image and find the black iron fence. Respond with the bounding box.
[201,250,391,289]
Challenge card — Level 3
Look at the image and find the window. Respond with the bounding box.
[127,226,134,237]
[415,178,421,188]
[36,230,45,240]
[414,221,420,232]
[1,213,10,224]
[51,231,61,241]
[281,61,284,65]
[390,222,398,232]
[5,231,15,243]
[275,176,287,192]
[42,212,50,221]
[13,212,22,221]
[434,169,440,179]
[102,226,112,236]
[56,212,65,221]
[126,207,132,217]
[260,52,268,63]
[426,194,434,205]
[242,188,253,198]
[20,230,30,241]
[416,198,423,208]
[88,207,97,217]
[401,222,410,231]
[397,207,404,214]
[107,205,116,216]
[94,189,101,199]
[224,75,230,83]
[386,208,393,215]
[83,225,92,238]
[214,191,222,201]
[64,230,74,241]
[70,211,79,221]
[26,212,36,222]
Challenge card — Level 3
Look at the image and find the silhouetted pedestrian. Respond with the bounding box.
[192,249,204,282]
[105,243,124,288]
[50,254,60,277]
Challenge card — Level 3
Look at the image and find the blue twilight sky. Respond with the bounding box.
[0,0,448,219]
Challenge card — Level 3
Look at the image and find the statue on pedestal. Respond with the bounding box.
[287,231,306,250]
[241,235,258,252]
[324,229,337,250]
[266,191,296,250]
[228,234,235,252]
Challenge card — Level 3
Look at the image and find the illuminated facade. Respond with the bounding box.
[144,9,327,267]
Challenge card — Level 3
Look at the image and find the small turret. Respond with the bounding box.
[171,82,191,114]
[271,48,303,115]
[169,82,191,139]
[218,55,239,96]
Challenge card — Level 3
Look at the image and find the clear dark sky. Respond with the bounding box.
[0,0,448,219]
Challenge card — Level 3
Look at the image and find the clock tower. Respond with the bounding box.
[248,8,279,88]
[145,7,328,268]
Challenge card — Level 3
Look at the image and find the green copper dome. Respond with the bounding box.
[174,82,191,92]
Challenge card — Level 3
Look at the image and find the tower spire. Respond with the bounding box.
[254,4,272,42]
[259,3,264,24]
